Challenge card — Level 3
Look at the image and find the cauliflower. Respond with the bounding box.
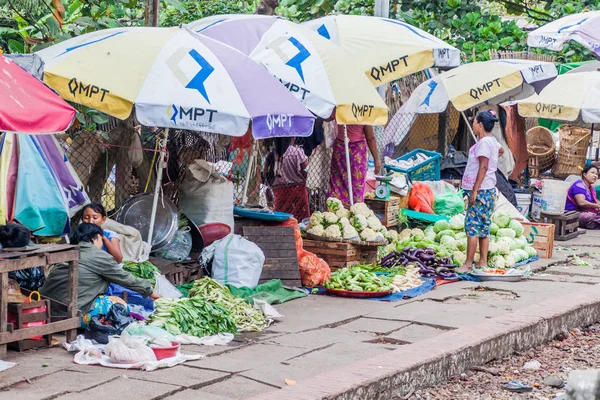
[350,202,373,218]
[308,212,323,229]
[336,208,350,219]
[360,227,378,242]
[342,224,359,239]
[323,212,339,225]
[385,229,399,243]
[367,215,383,231]
[411,228,425,241]
[339,217,350,227]
[351,214,369,231]
[324,224,342,238]
[307,225,325,237]
[326,197,343,213]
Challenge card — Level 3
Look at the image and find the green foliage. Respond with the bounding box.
[160,0,255,27]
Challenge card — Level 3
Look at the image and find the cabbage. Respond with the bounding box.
[474,252,480,263]
[489,255,506,269]
[496,241,511,256]
[508,220,524,237]
[489,223,499,235]
[436,229,455,241]
[449,214,465,230]
[454,232,467,241]
[505,254,516,268]
[498,237,516,251]
[453,251,466,266]
[411,228,425,241]
[488,241,499,255]
[440,235,457,249]
[492,211,511,228]
[497,228,516,239]
[424,226,436,241]
[513,236,527,250]
[514,249,529,262]
[456,238,468,252]
[525,246,537,258]
[434,220,450,233]
[326,198,343,213]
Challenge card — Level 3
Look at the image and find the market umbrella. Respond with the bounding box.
[303,14,461,86]
[0,54,76,134]
[386,59,558,144]
[527,11,600,57]
[187,14,389,204]
[518,71,600,124]
[37,26,316,241]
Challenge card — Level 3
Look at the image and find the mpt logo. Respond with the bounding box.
[269,36,311,83]
[167,48,215,103]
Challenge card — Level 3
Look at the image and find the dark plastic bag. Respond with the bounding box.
[8,267,45,291]
[84,303,134,344]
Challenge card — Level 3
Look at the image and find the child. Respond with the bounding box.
[81,203,123,263]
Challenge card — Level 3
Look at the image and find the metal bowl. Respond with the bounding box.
[116,193,178,251]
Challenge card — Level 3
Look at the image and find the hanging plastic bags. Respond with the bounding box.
[433,189,465,217]
[408,182,435,214]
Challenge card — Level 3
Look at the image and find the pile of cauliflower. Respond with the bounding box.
[306,198,389,242]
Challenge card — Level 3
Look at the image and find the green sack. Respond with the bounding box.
[433,189,465,217]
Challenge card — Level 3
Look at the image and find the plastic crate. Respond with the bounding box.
[385,149,441,182]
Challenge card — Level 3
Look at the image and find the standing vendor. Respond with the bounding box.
[329,123,381,207]
[272,138,311,221]
[40,223,159,326]
[565,165,600,229]
[458,111,503,273]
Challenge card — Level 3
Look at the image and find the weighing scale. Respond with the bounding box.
[374,173,393,200]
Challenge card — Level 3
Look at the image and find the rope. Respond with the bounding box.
[144,134,161,193]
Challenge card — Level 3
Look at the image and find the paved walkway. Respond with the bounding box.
[1,231,600,400]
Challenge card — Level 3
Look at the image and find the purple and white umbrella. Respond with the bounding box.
[527,11,600,56]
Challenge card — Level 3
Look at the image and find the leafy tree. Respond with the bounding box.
[160,0,255,27]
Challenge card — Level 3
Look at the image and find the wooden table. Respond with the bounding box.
[0,244,80,358]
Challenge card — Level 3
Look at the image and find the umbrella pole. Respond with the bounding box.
[241,140,256,206]
[344,125,354,205]
[147,128,169,244]
[461,111,478,142]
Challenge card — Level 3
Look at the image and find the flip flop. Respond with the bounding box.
[503,380,533,393]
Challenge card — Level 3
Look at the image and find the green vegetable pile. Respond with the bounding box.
[122,260,160,287]
[324,266,393,292]
[189,278,268,332]
[150,297,237,337]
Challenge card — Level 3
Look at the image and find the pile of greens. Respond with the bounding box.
[189,278,268,332]
[150,297,237,337]
[122,261,160,287]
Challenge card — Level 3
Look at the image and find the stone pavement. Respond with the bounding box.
[1,231,600,400]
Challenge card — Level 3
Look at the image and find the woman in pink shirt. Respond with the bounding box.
[458,110,503,273]
[329,124,381,207]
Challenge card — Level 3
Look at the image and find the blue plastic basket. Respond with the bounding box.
[385,149,441,182]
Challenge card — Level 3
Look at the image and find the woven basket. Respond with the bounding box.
[526,126,556,178]
[552,125,591,179]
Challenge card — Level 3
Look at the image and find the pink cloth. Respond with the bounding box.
[462,136,502,191]
[273,146,308,187]
[336,124,365,143]
[329,139,368,208]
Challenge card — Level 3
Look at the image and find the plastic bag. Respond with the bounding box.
[211,234,264,289]
[409,182,435,214]
[299,252,331,287]
[104,335,157,364]
[123,322,176,343]
[153,227,192,262]
[84,303,134,344]
[8,267,44,290]
[153,273,183,298]
[433,189,465,217]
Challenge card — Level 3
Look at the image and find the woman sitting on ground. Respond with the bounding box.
[81,203,123,263]
[40,223,159,326]
[565,164,600,230]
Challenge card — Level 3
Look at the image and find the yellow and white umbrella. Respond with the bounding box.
[186,14,389,126]
[303,14,460,86]
[386,59,558,145]
[518,71,600,124]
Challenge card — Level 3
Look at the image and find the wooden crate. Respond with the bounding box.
[243,226,301,287]
[151,257,204,286]
[541,211,581,241]
[365,195,402,227]
[7,300,52,351]
[521,221,555,259]
[302,239,379,270]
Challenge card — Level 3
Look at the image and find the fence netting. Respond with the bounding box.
[59,71,465,221]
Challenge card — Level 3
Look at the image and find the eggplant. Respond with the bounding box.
[439,272,458,279]
[420,253,435,262]
[435,267,450,274]
[438,263,457,269]
[425,249,436,255]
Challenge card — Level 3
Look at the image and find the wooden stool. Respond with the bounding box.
[541,211,582,241]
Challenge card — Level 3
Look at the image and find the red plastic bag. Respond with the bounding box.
[409,182,435,214]
[7,291,47,340]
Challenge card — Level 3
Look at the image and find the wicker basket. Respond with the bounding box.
[552,125,591,179]
[526,126,556,178]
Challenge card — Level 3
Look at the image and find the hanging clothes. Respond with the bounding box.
[501,104,528,180]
